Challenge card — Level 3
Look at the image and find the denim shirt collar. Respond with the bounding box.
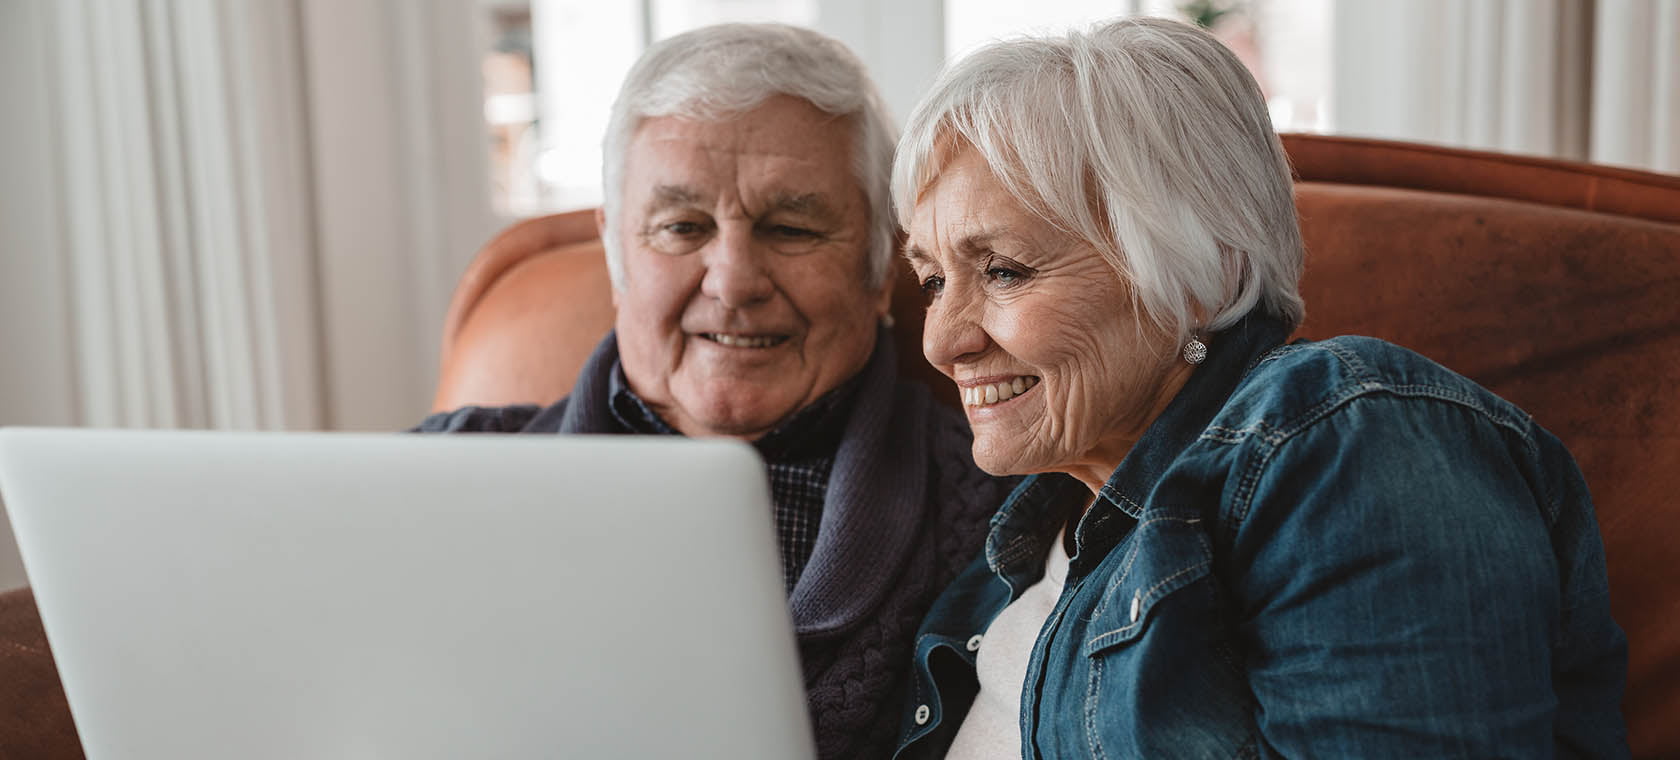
[984,311,1294,583]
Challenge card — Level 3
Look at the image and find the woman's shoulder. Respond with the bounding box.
[1213,334,1538,446]
[1197,333,1590,536]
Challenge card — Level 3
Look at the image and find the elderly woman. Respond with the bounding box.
[890,17,1627,759]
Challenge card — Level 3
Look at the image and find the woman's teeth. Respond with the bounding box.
[963,376,1038,407]
[704,333,785,348]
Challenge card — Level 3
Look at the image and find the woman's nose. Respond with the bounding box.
[699,226,774,308]
[922,285,989,369]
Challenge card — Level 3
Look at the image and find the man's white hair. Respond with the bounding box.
[893,16,1305,341]
[600,23,897,289]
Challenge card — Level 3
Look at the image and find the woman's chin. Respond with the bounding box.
[970,439,1041,477]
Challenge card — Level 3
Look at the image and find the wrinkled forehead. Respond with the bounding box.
[909,132,1095,246]
[905,141,1000,231]
[622,102,865,212]
[902,132,1008,224]
[904,143,1095,270]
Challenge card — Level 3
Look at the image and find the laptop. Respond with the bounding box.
[0,428,815,759]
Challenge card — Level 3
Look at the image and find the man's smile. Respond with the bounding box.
[698,332,791,349]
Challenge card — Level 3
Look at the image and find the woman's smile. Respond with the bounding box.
[959,375,1040,409]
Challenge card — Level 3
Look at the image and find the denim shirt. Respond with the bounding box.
[893,313,1628,759]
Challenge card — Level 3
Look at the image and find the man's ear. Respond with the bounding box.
[598,207,621,309]
[875,274,894,320]
[876,246,912,322]
[879,230,910,322]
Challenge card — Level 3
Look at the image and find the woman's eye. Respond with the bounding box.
[920,275,945,298]
[986,266,1026,285]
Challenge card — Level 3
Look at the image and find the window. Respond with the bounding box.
[483,0,1333,218]
[482,0,817,217]
[947,0,1332,134]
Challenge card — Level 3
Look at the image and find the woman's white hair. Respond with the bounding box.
[893,16,1305,341]
[600,23,897,288]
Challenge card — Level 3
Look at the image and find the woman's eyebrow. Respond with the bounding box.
[954,231,1000,255]
[902,232,1001,264]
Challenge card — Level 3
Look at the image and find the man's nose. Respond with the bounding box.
[922,285,989,369]
[700,225,774,308]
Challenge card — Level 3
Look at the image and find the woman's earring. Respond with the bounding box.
[881,312,896,329]
[1182,336,1208,365]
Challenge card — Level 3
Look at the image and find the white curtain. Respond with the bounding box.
[33,0,324,430]
[1331,0,1678,174]
[1331,0,1594,161]
[1592,0,1680,172]
[297,0,499,431]
[0,0,497,589]
[0,0,498,434]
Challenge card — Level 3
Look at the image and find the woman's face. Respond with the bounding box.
[905,146,1192,487]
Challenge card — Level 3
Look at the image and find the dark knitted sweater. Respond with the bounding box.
[415,329,1013,758]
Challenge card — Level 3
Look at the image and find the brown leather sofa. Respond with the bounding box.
[4,134,1677,758]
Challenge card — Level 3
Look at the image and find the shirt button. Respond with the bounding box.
[1129,591,1142,623]
[914,704,931,725]
[965,634,984,652]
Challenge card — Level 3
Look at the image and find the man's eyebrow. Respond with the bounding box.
[767,192,839,218]
[645,184,704,211]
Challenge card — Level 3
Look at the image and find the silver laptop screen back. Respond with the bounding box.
[0,429,815,759]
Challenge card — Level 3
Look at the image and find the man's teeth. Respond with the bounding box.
[706,333,783,348]
[962,376,1038,407]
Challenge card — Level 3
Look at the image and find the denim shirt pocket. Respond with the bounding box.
[1050,513,1254,759]
[1080,513,1212,657]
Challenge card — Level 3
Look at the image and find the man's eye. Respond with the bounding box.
[663,221,705,236]
[920,275,945,297]
[768,224,817,239]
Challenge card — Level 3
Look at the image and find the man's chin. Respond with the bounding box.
[678,392,801,440]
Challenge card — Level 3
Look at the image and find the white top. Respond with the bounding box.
[947,530,1072,759]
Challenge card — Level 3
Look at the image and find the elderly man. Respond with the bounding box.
[417,23,1010,759]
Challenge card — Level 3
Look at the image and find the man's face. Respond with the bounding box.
[608,95,888,440]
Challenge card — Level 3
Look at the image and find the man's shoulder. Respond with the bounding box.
[410,398,570,433]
